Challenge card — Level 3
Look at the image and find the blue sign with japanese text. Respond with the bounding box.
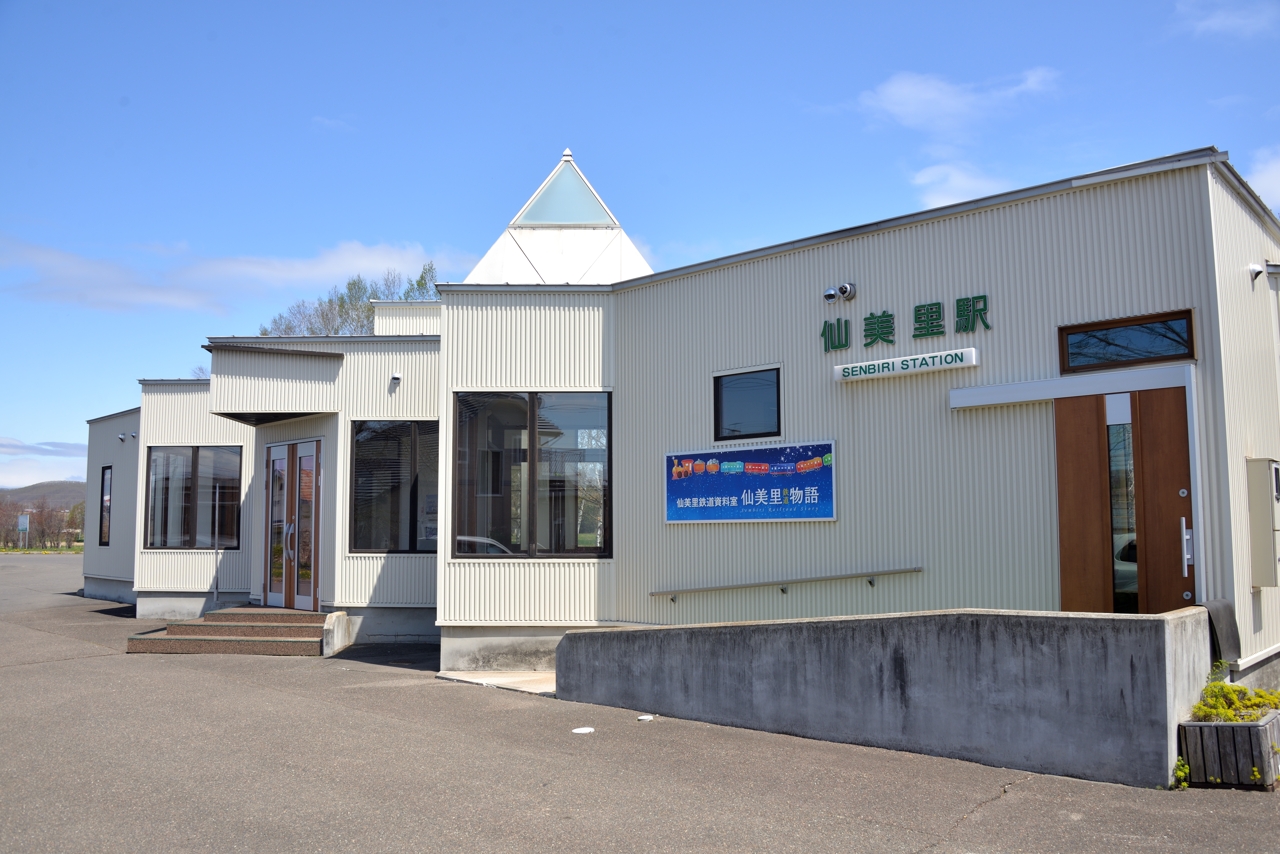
[665,441,835,523]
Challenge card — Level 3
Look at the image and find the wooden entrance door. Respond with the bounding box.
[1055,388,1194,613]
[265,441,320,611]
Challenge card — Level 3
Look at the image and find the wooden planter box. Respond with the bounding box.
[1179,710,1280,790]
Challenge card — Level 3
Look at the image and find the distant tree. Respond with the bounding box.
[0,498,16,548]
[191,365,210,379]
[403,262,438,300]
[259,265,438,337]
[66,501,85,544]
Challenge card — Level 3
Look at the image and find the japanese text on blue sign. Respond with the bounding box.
[665,442,835,523]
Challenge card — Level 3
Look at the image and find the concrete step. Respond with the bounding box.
[127,629,321,656]
[165,620,324,639]
[203,607,325,625]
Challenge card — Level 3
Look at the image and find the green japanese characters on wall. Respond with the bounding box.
[821,295,991,353]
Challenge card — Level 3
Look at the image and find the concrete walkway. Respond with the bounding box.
[1,554,1277,853]
[437,670,556,696]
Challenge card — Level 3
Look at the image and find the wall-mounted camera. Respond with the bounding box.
[822,287,838,304]
[838,282,856,300]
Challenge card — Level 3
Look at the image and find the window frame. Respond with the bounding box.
[98,466,112,547]
[452,391,612,560]
[713,367,782,442]
[347,420,439,555]
[143,445,242,550]
[1058,310,1195,375]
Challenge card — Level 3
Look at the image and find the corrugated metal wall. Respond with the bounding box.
[373,303,441,336]
[210,348,341,415]
[1207,168,1280,661]
[436,292,613,624]
[242,337,441,609]
[82,409,141,581]
[134,383,256,592]
[604,166,1220,627]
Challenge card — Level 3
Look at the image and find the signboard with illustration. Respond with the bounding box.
[665,441,835,523]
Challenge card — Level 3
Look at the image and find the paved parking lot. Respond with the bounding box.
[1,554,1276,852]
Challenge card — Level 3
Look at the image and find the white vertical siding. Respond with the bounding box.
[134,382,257,593]
[338,555,436,607]
[1207,168,1280,660]
[210,348,341,415]
[83,409,141,581]
[436,291,613,624]
[607,166,1219,627]
[373,302,441,336]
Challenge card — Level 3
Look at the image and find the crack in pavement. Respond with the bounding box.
[913,773,1034,852]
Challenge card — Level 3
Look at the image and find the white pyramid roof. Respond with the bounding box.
[464,150,653,285]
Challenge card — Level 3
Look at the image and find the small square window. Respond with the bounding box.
[714,369,780,441]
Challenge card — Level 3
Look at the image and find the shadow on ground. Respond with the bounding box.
[330,642,441,672]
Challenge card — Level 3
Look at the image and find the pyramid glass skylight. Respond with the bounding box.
[514,164,615,226]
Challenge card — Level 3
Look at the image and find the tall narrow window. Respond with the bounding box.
[350,421,438,553]
[98,466,112,547]
[714,368,780,441]
[145,446,241,549]
[454,392,610,557]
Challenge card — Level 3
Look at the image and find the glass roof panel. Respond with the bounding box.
[515,164,614,225]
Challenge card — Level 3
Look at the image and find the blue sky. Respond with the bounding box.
[2,0,1279,487]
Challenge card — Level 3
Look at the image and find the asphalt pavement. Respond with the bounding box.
[0,554,1276,853]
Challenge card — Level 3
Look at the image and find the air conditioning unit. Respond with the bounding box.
[1246,458,1280,588]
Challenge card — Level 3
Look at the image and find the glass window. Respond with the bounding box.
[513,164,614,226]
[98,466,112,547]
[454,392,610,557]
[714,369,780,441]
[1060,311,1194,373]
[350,421,438,553]
[536,393,609,556]
[145,446,241,549]
[454,394,529,555]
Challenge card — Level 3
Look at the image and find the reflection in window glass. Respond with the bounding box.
[148,447,192,548]
[196,446,241,549]
[715,369,780,440]
[454,394,529,555]
[1108,424,1138,614]
[536,393,609,555]
[350,421,437,553]
[99,467,112,547]
[1065,316,1191,370]
[146,446,241,549]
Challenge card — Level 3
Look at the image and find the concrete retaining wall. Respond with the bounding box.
[557,607,1210,788]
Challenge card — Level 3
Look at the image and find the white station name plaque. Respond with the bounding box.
[834,348,979,382]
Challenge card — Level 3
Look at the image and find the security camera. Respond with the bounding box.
[822,287,838,304]
[838,282,856,300]
[391,373,402,383]
[1250,264,1265,281]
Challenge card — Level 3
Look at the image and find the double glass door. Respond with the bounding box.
[267,441,319,610]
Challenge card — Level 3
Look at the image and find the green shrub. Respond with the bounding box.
[1191,681,1280,723]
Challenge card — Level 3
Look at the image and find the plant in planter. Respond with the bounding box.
[1177,667,1280,790]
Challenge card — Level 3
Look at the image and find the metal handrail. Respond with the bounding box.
[650,566,923,601]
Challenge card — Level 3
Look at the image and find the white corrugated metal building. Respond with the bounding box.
[85,147,1280,686]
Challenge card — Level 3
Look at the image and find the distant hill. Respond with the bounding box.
[0,480,87,510]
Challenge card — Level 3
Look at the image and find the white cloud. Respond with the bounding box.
[911,163,1014,209]
[0,455,87,490]
[1176,1,1279,36]
[859,68,1057,138]
[0,438,88,458]
[312,115,353,131]
[1247,146,1280,212]
[0,236,480,312]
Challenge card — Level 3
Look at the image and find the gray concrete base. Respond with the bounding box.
[557,607,1210,789]
[1235,647,1280,692]
[344,608,438,644]
[83,576,136,605]
[322,611,354,656]
[135,591,250,620]
[441,625,565,671]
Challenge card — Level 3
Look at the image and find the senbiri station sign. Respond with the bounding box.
[833,348,979,382]
[666,441,835,523]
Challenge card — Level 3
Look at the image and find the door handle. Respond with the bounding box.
[284,522,295,563]
[1180,517,1193,578]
